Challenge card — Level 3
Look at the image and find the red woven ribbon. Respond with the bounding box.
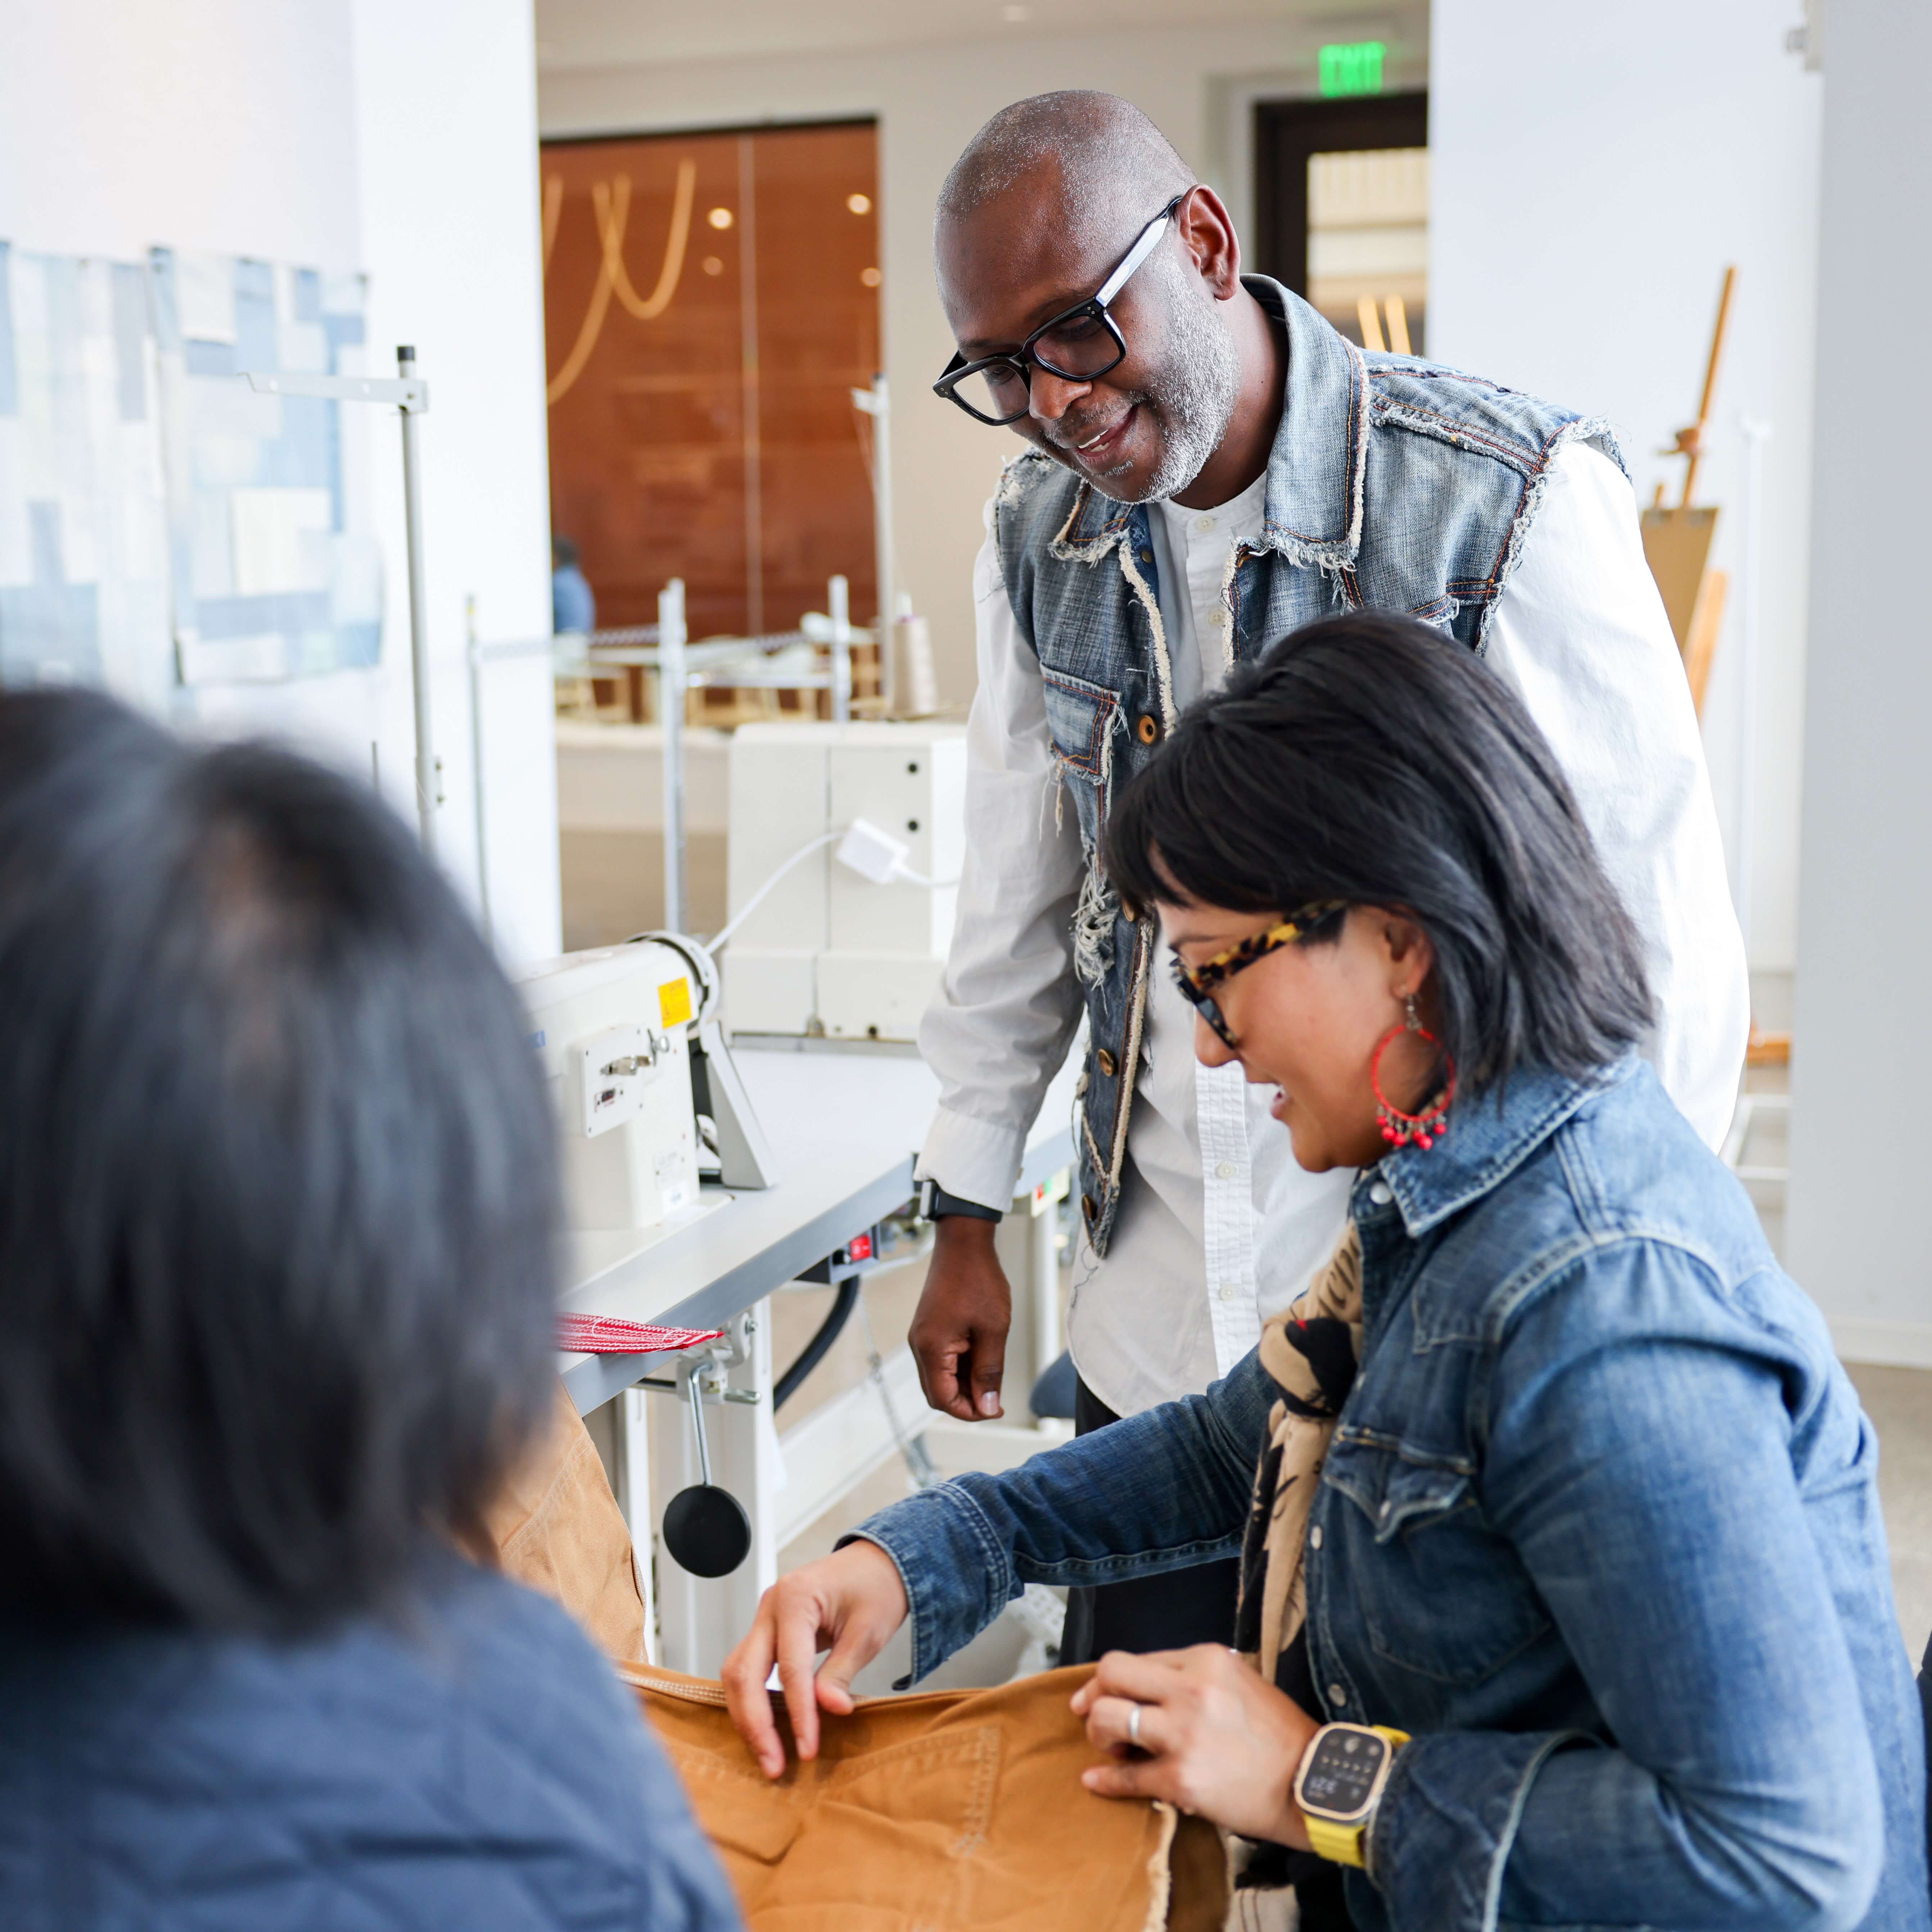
[556,1314,724,1356]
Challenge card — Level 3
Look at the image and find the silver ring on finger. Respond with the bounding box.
[1127,1702,1143,1749]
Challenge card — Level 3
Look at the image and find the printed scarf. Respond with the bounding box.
[1229,1222,1364,1923]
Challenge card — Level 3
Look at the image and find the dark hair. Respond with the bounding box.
[0,690,560,1632]
[1106,611,1653,1093]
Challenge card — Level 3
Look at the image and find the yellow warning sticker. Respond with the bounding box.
[657,976,694,1028]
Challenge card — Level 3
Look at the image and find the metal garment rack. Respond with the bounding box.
[475,574,866,937]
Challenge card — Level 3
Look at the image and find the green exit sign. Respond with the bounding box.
[1319,40,1385,96]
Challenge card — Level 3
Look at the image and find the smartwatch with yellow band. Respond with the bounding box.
[1292,1721,1411,1868]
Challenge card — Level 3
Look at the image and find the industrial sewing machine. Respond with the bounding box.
[515,931,776,1239]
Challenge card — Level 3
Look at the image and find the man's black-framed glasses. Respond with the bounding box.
[933,191,1189,426]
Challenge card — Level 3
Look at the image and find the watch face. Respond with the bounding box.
[1300,1728,1389,1819]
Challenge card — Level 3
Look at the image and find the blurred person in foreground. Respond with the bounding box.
[727,615,1928,1932]
[0,690,739,1931]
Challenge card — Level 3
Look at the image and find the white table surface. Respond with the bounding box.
[557,1044,1077,1413]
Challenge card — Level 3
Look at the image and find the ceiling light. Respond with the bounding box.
[702,256,723,276]
[861,267,882,287]
[847,193,872,215]
[707,207,734,230]
[1003,4,1032,19]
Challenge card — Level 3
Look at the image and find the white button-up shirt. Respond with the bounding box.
[916,442,1750,1418]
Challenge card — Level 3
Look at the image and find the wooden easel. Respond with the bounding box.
[1639,268,1788,1070]
[1641,265,1735,717]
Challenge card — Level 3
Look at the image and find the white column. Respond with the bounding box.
[1785,0,1932,1366]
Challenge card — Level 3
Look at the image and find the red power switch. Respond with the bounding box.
[846,1231,874,1263]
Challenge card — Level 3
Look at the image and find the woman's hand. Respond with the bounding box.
[1070,1645,1321,1847]
[721,1539,909,1777]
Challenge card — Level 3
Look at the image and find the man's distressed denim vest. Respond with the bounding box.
[994,280,1622,1256]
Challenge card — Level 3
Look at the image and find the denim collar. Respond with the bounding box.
[1370,1057,1639,1239]
[1051,277,1367,570]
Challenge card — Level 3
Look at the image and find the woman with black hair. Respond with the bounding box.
[726,613,1929,1932]
[0,690,740,1929]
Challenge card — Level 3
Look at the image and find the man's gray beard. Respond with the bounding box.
[1116,249,1242,504]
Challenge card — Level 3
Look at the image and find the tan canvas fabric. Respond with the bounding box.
[478,1381,647,1664]
[623,1661,1231,1932]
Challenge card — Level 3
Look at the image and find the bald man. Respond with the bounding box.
[908,94,1748,1664]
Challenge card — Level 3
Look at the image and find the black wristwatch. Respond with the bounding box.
[916,1179,1002,1223]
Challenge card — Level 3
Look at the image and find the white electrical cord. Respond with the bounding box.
[703,830,840,956]
[705,817,960,956]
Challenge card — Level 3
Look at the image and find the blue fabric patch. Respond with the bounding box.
[262,395,335,495]
[147,248,182,352]
[194,591,333,641]
[293,269,321,322]
[334,619,381,668]
[324,312,366,359]
[0,503,101,684]
[0,243,16,418]
[184,339,235,378]
[112,264,148,421]
[233,279,276,375]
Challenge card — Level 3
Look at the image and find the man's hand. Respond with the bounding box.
[721,1541,910,1777]
[1070,1645,1320,1848]
[908,1216,1012,1421]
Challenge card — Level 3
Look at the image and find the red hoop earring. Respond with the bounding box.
[1371,996,1457,1150]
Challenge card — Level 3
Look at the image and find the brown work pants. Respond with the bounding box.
[484,1387,1232,1930]
[624,1659,1228,1932]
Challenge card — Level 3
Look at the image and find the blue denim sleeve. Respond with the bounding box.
[842,1348,1273,1684]
[1369,1242,1886,1932]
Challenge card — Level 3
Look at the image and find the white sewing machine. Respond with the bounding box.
[515,934,776,1244]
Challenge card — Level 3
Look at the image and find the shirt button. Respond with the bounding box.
[1195,514,1215,533]
[1218,1283,1240,1303]
[1328,1684,1348,1708]
[1209,607,1228,628]
[1309,1525,1323,1550]
[1368,1181,1393,1205]
[1214,1160,1236,1180]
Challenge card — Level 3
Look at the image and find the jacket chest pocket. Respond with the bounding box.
[1320,1437,1551,1688]
[1039,666,1119,799]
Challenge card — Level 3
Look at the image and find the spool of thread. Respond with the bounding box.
[888,601,940,717]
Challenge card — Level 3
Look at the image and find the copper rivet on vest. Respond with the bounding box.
[1135,713,1159,745]
[1081,1193,1098,1224]
[1139,547,1154,564]
[1096,1048,1117,1079]
[1121,900,1139,924]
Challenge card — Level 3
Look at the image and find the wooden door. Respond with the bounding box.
[541,122,880,642]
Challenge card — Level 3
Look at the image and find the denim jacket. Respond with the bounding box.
[854,1061,1930,1932]
[992,283,1621,1255]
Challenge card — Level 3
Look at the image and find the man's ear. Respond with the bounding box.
[1179,186,1243,299]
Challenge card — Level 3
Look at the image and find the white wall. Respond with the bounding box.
[537,13,1428,705]
[350,0,561,965]
[1786,0,1932,1365]
[0,0,560,964]
[1429,1,1822,974]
